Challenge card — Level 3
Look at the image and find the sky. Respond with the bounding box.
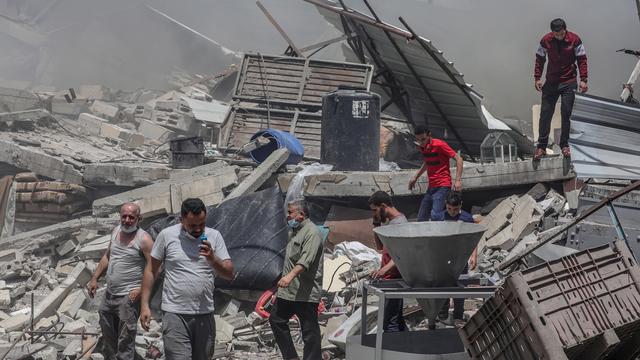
[0,0,638,132]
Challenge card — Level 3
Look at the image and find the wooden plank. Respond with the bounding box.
[244,71,304,85]
[308,71,367,83]
[245,66,304,78]
[242,78,305,91]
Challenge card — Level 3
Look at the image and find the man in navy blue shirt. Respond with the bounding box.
[432,192,476,326]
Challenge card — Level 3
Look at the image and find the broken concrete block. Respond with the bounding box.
[484,224,514,250]
[34,346,57,360]
[56,240,77,257]
[58,289,86,318]
[232,340,259,353]
[51,98,90,117]
[75,309,99,324]
[0,280,5,289]
[0,341,47,359]
[92,162,238,217]
[220,298,241,317]
[543,188,566,216]
[0,140,84,184]
[0,262,91,332]
[150,100,195,132]
[83,163,170,187]
[527,183,550,201]
[90,100,120,120]
[0,289,10,310]
[214,315,234,343]
[9,285,26,299]
[224,148,289,202]
[137,119,175,142]
[77,113,107,136]
[26,269,45,290]
[99,123,144,148]
[510,195,542,245]
[64,319,88,333]
[224,311,249,331]
[62,339,82,357]
[118,129,144,149]
[480,195,518,239]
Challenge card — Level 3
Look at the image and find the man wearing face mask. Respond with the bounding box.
[368,191,408,332]
[269,200,324,360]
[87,203,154,360]
[139,198,233,360]
[534,18,588,160]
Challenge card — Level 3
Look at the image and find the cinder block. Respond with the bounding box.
[58,289,86,318]
[77,113,107,136]
[90,100,120,119]
[138,119,174,142]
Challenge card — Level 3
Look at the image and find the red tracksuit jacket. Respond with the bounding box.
[534,31,588,85]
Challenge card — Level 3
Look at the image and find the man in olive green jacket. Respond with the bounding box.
[269,200,323,360]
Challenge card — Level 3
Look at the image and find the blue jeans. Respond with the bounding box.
[417,187,450,221]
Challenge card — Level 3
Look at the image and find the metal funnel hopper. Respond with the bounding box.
[373,221,486,324]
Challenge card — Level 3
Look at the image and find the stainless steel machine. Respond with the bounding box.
[346,222,495,360]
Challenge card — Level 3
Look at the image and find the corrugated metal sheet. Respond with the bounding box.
[233,53,373,108]
[569,94,640,180]
[307,0,526,156]
[221,107,322,160]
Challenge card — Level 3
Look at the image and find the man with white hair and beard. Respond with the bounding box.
[87,203,154,360]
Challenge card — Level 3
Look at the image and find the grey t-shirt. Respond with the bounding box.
[151,224,231,314]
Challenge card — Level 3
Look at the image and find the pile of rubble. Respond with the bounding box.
[474,183,574,280]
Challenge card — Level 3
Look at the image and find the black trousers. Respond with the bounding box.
[269,298,321,360]
[537,82,577,149]
[383,298,406,332]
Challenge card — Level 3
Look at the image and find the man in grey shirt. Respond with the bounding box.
[140,198,233,360]
[87,203,154,360]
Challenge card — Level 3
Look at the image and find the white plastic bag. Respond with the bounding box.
[332,241,381,268]
[284,163,333,208]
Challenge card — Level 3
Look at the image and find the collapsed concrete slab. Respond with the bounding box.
[76,113,108,136]
[0,87,44,112]
[223,148,288,202]
[277,157,575,197]
[0,262,91,332]
[92,162,238,217]
[137,119,175,142]
[0,140,83,184]
[0,215,118,252]
[83,163,170,187]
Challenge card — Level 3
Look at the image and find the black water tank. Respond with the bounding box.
[170,136,204,169]
[321,88,380,171]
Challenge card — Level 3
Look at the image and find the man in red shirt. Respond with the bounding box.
[534,18,588,159]
[408,125,464,221]
[369,191,408,332]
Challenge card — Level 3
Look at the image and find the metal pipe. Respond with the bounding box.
[256,1,305,58]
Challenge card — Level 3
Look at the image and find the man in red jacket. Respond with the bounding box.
[534,18,588,160]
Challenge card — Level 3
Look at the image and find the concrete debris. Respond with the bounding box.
[92,161,238,217]
[0,14,627,359]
